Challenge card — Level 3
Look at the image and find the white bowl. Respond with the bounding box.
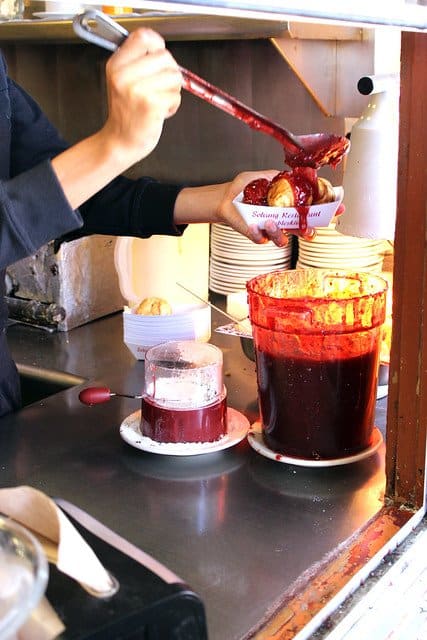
[233,187,344,230]
[123,304,211,360]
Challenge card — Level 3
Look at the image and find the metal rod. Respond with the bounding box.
[176,282,248,323]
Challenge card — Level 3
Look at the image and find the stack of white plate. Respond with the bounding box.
[209,223,292,295]
[297,224,386,273]
[123,304,211,360]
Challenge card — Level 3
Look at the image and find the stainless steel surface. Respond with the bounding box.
[6,236,124,331]
[0,0,426,33]
[17,364,85,407]
[240,334,255,361]
[0,13,289,42]
[1,311,387,639]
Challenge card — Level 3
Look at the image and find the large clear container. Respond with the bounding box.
[247,269,387,460]
[141,341,227,443]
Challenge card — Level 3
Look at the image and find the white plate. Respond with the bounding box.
[211,252,289,264]
[247,423,383,467]
[296,260,383,273]
[298,248,382,260]
[298,249,382,263]
[210,245,290,261]
[209,282,246,294]
[210,264,288,278]
[211,232,284,245]
[377,384,389,400]
[298,243,383,256]
[297,259,383,270]
[120,407,250,456]
[303,233,384,247]
[211,239,282,252]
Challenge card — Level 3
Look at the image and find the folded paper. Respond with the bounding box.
[0,486,115,595]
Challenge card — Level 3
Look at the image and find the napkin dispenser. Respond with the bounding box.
[50,500,208,640]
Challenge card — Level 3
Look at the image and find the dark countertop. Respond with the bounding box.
[0,311,387,640]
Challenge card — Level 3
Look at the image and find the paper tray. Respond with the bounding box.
[233,186,344,230]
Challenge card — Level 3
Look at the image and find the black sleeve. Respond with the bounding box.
[65,176,187,241]
[0,62,187,271]
[7,73,187,247]
[0,74,83,270]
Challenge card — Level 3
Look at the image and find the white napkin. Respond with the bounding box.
[0,485,117,639]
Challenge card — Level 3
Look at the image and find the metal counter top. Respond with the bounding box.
[0,312,387,640]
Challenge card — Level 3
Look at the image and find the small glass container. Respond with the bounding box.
[141,341,227,443]
[0,517,49,638]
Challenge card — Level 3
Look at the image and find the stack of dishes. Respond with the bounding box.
[209,223,292,295]
[297,224,386,272]
[123,304,211,360]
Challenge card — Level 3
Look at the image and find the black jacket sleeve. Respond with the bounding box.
[0,57,186,271]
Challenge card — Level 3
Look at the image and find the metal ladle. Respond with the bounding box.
[73,10,349,169]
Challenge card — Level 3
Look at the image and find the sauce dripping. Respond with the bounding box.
[73,11,350,169]
[183,68,349,170]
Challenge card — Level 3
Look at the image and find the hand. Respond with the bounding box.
[215,170,287,243]
[101,28,183,166]
[174,172,345,249]
[215,170,302,247]
[52,28,182,210]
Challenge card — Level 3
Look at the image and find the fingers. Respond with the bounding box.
[299,227,317,240]
[262,221,290,246]
[245,222,290,247]
[106,27,182,101]
[247,223,316,246]
[111,27,167,65]
[247,224,271,244]
[218,170,320,247]
[102,27,183,161]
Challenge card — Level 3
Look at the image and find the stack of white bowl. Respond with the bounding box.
[209,223,292,295]
[123,304,211,360]
[297,224,386,273]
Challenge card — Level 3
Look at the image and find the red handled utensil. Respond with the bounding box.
[73,10,349,169]
[79,386,142,405]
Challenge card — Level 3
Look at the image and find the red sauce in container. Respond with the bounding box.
[247,269,388,461]
[256,347,379,459]
[141,395,227,444]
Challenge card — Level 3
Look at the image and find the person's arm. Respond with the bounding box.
[173,170,344,245]
[173,170,290,246]
[0,28,183,271]
[51,28,182,210]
